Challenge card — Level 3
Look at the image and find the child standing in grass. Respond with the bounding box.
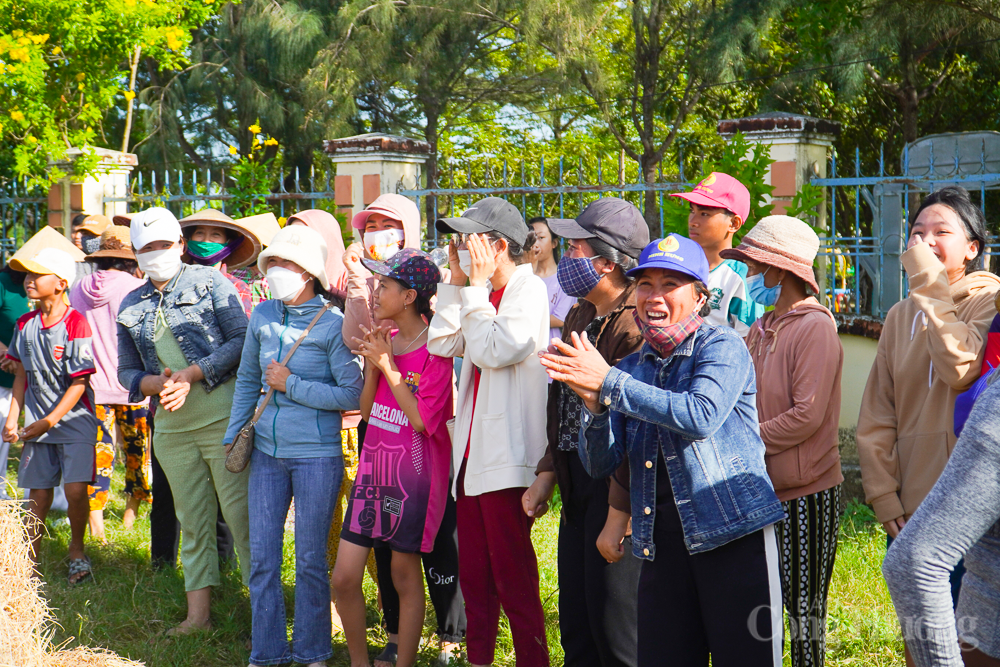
[332,249,453,667]
[2,248,101,585]
[673,172,763,336]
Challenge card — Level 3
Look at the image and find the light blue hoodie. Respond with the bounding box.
[225,296,363,458]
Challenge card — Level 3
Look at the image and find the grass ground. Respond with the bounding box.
[4,445,904,666]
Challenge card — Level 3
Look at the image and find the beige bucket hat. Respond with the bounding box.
[720,215,820,293]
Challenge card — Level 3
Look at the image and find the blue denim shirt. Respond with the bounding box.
[116,264,249,405]
[579,324,785,558]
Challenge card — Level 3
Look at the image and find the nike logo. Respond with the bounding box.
[143,217,154,227]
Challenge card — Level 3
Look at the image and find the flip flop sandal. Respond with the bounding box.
[374,642,398,666]
[67,556,92,585]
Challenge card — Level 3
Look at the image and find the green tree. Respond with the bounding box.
[311,0,537,223]
[0,0,218,183]
[524,0,786,237]
[135,0,351,178]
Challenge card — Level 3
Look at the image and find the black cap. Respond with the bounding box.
[546,197,650,258]
[435,197,529,246]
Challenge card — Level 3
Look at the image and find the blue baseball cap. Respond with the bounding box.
[626,234,710,284]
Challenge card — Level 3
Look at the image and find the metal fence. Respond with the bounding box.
[7,132,1000,320]
[398,155,693,248]
[0,178,47,262]
[102,166,340,220]
[814,132,1000,317]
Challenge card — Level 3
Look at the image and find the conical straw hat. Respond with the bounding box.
[10,226,86,266]
[179,208,266,270]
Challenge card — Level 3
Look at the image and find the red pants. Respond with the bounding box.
[457,467,549,666]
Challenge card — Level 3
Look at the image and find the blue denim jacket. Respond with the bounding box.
[579,324,784,558]
[116,264,249,405]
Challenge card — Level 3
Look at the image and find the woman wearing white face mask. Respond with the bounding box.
[116,207,252,635]
[226,224,363,667]
[342,194,422,346]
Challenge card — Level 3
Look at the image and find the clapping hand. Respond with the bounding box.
[351,325,395,375]
[344,242,365,274]
[539,331,611,412]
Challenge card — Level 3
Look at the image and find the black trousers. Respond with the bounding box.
[149,430,234,568]
[559,451,641,667]
[374,490,467,642]
[636,519,782,667]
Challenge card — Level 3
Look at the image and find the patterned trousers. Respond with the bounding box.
[88,404,152,511]
[774,484,841,667]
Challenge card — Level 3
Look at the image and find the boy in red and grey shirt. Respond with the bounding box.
[3,247,100,583]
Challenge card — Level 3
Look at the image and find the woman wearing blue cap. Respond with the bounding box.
[540,234,785,667]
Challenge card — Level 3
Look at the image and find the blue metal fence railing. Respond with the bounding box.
[0,178,47,262]
[102,166,340,220]
[397,154,693,249]
[814,132,1000,318]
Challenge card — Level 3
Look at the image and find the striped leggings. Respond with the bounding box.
[775,485,841,667]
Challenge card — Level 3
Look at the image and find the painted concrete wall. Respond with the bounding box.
[839,333,879,429]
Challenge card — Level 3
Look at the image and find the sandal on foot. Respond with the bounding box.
[374,642,398,666]
[67,556,92,585]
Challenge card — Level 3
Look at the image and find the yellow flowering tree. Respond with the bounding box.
[228,123,281,216]
[0,0,220,184]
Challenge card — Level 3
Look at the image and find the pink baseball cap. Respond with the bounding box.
[671,172,750,222]
[351,193,419,231]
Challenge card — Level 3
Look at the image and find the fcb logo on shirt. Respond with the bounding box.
[404,371,420,394]
[52,345,65,361]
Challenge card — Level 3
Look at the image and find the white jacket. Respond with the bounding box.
[428,264,550,497]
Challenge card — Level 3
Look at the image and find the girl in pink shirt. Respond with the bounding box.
[332,249,453,667]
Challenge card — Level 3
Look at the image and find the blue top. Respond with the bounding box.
[579,324,784,558]
[225,296,363,458]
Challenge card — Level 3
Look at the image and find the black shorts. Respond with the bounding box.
[339,525,420,554]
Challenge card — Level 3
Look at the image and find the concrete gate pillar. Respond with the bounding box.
[46,148,137,237]
[323,134,432,241]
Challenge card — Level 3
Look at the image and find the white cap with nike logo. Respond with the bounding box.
[130,207,182,251]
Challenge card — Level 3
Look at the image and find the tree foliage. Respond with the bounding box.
[0,0,218,184]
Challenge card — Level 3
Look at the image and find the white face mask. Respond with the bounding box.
[363,228,405,262]
[267,266,308,303]
[458,249,472,274]
[137,246,183,282]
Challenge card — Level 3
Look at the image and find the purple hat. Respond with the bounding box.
[626,235,710,284]
[362,248,441,300]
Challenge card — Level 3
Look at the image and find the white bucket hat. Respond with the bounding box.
[257,225,330,290]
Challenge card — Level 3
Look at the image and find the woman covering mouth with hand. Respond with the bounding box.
[539,234,785,667]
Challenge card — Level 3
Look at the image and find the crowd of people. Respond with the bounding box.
[0,172,997,667]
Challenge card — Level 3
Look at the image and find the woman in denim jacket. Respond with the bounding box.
[226,225,363,667]
[541,235,785,667]
[117,208,250,635]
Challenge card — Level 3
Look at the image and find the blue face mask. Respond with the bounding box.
[557,255,603,298]
[746,268,782,307]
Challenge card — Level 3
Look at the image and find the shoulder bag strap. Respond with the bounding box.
[247,303,332,427]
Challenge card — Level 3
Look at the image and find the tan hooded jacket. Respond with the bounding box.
[747,300,844,502]
[857,243,1000,523]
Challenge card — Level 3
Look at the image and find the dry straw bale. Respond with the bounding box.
[0,500,144,667]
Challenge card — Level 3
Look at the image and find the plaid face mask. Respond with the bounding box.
[632,308,703,358]
[557,255,602,297]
